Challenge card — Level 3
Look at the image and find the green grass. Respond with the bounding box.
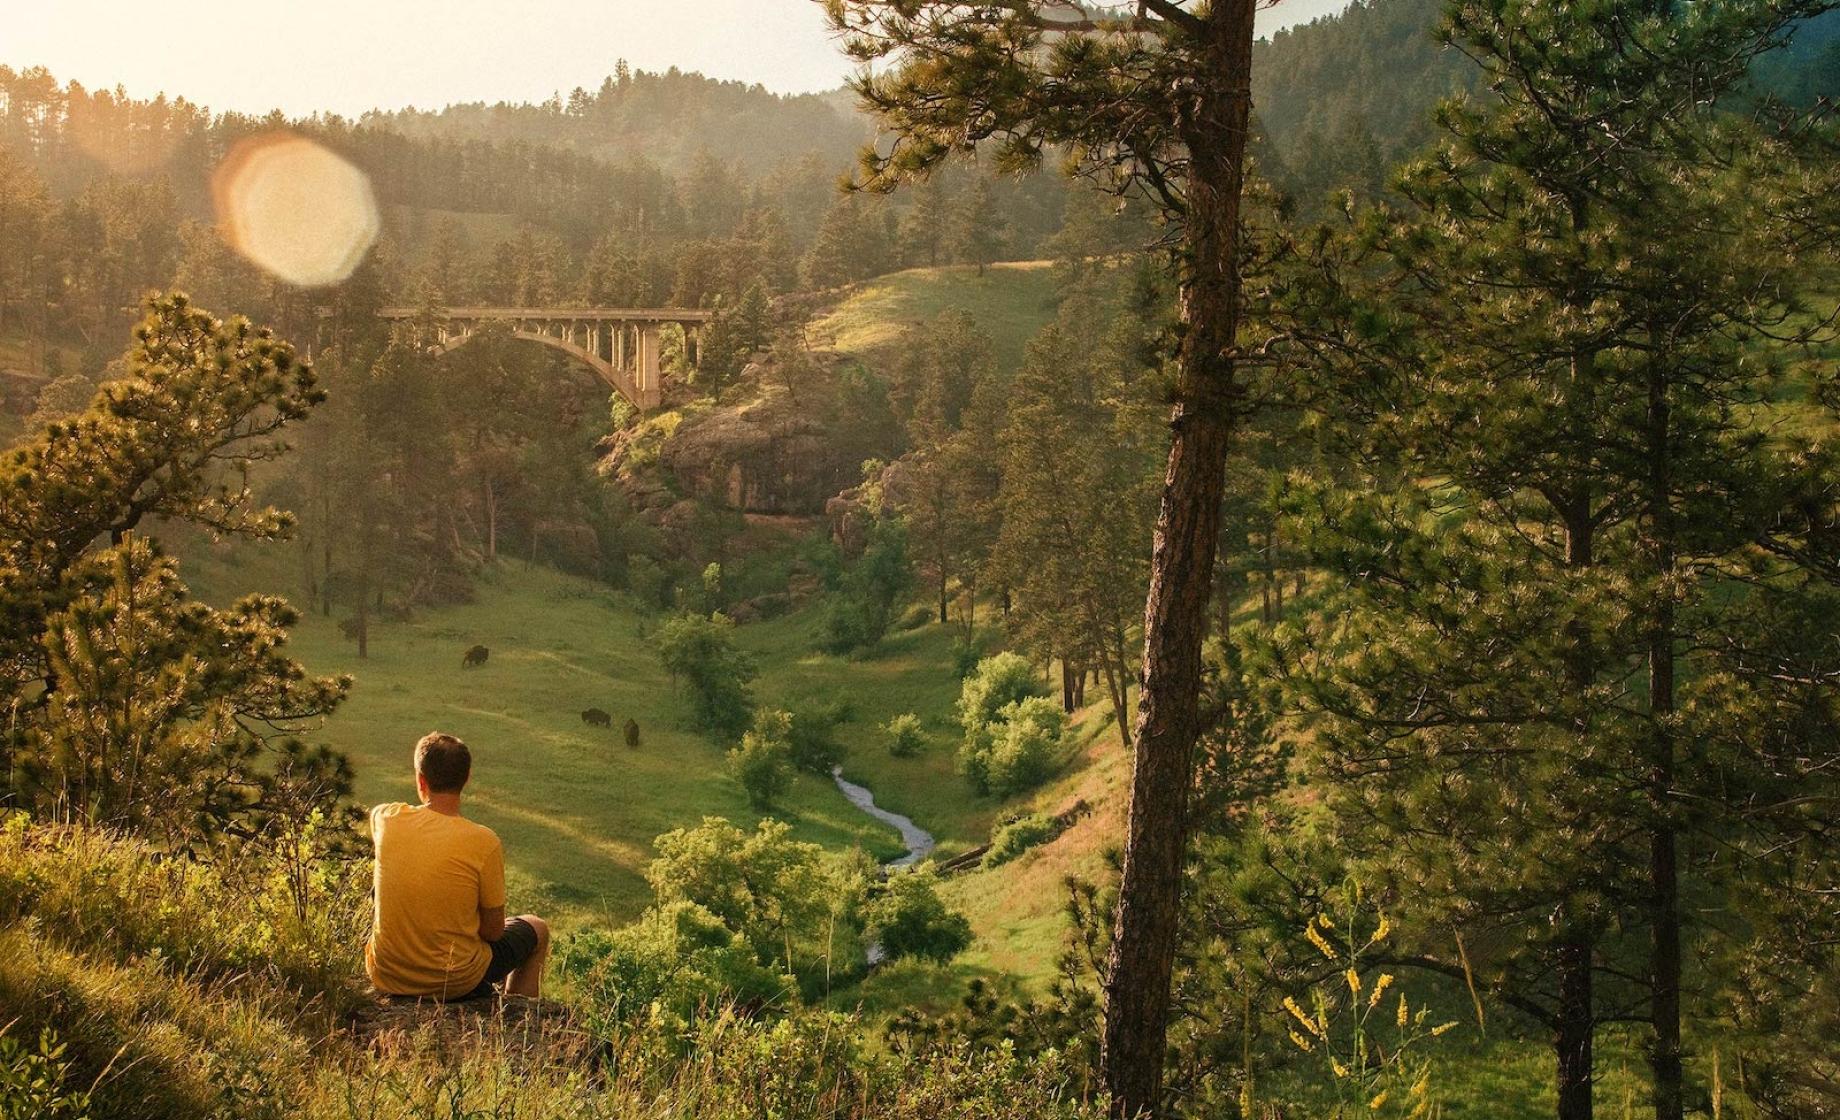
[744,610,1007,859]
[185,547,938,929]
[182,537,1119,989]
[810,263,1061,372]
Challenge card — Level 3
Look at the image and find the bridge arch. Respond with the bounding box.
[379,307,714,409]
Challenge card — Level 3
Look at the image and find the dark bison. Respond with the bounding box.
[623,718,641,749]
[581,708,612,727]
[462,645,490,668]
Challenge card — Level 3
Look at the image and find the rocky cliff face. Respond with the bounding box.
[600,352,901,519]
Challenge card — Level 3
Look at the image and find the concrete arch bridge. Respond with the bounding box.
[377,306,715,409]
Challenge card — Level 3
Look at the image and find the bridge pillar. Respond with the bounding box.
[638,324,662,407]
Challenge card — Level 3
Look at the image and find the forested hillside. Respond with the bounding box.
[364,63,871,175]
[3,2,1840,1120]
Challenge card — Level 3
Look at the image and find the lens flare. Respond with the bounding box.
[211,133,379,287]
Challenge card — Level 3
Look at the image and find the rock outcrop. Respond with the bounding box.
[600,353,901,519]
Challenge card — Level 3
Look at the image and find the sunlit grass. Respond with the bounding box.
[810,262,1060,372]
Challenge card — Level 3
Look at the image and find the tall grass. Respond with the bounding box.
[0,817,1101,1120]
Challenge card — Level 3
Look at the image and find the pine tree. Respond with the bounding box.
[993,280,1162,750]
[1254,4,1840,1117]
[824,6,1267,1108]
[953,177,1003,275]
[899,172,954,268]
[0,294,348,839]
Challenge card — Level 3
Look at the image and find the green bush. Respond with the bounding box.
[957,652,1047,733]
[898,603,933,631]
[728,709,797,808]
[0,1027,90,1120]
[950,636,985,680]
[657,611,758,737]
[983,813,1063,868]
[863,867,972,964]
[884,712,927,758]
[957,655,1057,793]
[786,703,848,774]
[645,817,868,998]
[822,517,915,654]
[556,901,791,1038]
[984,698,1066,796]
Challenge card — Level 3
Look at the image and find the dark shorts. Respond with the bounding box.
[460,917,540,1000]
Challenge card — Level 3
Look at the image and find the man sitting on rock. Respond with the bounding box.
[365,732,550,1001]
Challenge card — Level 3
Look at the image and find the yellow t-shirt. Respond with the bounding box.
[364,802,507,998]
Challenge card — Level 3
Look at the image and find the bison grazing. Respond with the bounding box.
[623,718,641,749]
[462,645,490,668]
[581,708,612,727]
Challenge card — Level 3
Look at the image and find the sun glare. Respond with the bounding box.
[211,133,379,287]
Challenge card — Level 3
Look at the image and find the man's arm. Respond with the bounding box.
[478,835,508,942]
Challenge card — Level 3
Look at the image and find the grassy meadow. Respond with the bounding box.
[184,542,1110,945]
[187,549,897,924]
[811,262,1061,371]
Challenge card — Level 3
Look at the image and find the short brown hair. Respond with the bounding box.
[415,732,471,793]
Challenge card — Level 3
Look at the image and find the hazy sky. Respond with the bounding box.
[6,0,1354,118]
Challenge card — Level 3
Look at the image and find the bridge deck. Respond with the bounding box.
[377,306,714,323]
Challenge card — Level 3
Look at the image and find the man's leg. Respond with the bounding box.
[505,914,550,997]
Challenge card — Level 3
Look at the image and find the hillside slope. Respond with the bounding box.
[810,261,1061,374]
[185,552,917,924]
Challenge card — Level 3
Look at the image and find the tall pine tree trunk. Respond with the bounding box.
[1555,497,1598,1120]
[1100,5,1256,1115]
[1645,354,1683,1120]
[1556,930,1596,1120]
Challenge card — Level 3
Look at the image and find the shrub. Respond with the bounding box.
[786,703,848,774]
[822,517,915,653]
[863,867,972,964]
[884,713,927,758]
[728,710,797,808]
[898,603,933,631]
[950,636,985,680]
[983,698,1066,796]
[657,611,758,737]
[0,1027,90,1120]
[556,901,791,1038]
[984,813,1063,868]
[646,817,868,998]
[957,652,1047,733]
[957,655,1055,793]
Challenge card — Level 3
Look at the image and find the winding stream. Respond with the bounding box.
[831,767,936,868]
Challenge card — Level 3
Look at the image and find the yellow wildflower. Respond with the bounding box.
[1369,1090,1390,1110]
[1369,973,1395,1009]
[1396,994,1409,1028]
[1306,921,1338,961]
[1331,1058,1350,1079]
[1430,1021,1458,1037]
[1289,1029,1315,1053]
[1347,968,1363,996]
[1284,996,1325,1039]
[1369,913,1392,946]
